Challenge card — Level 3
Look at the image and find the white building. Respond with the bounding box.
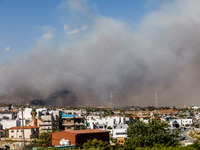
[112,124,128,139]
[192,106,199,110]
[0,111,18,120]
[37,108,48,118]
[18,108,32,120]
[87,116,128,130]
[170,119,193,127]
[1,120,19,129]
[9,126,39,139]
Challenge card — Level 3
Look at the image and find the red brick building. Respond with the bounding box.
[52,129,109,147]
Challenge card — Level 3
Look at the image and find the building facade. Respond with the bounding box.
[9,126,39,139]
[62,112,84,130]
[52,129,110,147]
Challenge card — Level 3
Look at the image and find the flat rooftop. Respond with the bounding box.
[63,129,109,134]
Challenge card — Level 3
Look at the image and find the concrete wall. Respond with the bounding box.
[18,108,32,120]
[1,120,17,129]
[9,129,33,139]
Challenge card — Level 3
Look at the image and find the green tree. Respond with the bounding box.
[124,119,179,149]
[185,124,189,127]
[38,132,52,146]
[31,108,37,119]
[120,109,125,115]
[82,139,109,150]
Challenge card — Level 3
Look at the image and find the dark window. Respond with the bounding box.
[99,126,103,129]
[116,132,126,135]
[67,119,71,122]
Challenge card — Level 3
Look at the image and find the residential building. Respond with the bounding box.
[26,118,43,133]
[26,111,62,133]
[9,126,39,139]
[18,107,32,120]
[112,124,128,145]
[52,129,109,147]
[87,116,129,130]
[1,120,20,129]
[112,124,128,139]
[170,119,193,127]
[40,114,61,132]
[62,112,84,130]
[0,110,18,120]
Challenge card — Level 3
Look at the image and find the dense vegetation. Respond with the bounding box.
[124,119,180,149]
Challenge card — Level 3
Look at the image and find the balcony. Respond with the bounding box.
[62,112,74,118]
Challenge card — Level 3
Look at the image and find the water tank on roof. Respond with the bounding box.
[60,139,70,146]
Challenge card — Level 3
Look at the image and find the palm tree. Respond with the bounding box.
[31,108,37,119]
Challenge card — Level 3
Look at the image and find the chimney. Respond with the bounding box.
[34,118,37,127]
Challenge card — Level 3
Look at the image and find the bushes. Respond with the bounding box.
[82,139,109,150]
[124,119,180,149]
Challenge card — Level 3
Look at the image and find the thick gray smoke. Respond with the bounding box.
[1,0,200,106]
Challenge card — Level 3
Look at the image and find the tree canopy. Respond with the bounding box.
[82,139,109,150]
[124,119,179,149]
[38,132,52,146]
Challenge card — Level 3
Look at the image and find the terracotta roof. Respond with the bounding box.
[10,110,18,113]
[9,126,39,130]
[63,129,109,134]
[131,116,147,118]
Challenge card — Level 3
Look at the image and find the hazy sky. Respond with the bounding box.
[0,0,169,63]
[1,0,200,107]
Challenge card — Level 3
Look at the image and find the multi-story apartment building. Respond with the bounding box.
[62,112,84,130]
[0,110,18,120]
[87,116,129,130]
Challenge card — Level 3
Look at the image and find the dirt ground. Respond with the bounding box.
[0,140,31,149]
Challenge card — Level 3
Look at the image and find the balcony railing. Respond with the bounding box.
[62,112,74,118]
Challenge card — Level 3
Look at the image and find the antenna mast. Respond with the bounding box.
[110,91,113,109]
[155,92,158,112]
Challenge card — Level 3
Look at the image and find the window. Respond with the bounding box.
[11,130,14,133]
[116,132,126,135]
[67,119,71,122]
[19,136,22,138]
[11,136,14,138]
[99,126,103,129]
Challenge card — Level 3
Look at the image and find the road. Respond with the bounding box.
[180,130,195,145]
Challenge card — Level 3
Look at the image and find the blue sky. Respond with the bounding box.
[2,0,200,106]
[0,0,169,63]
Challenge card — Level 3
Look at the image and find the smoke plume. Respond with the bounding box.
[1,0,200,106]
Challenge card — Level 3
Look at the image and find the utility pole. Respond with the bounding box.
[21,107,25,147]
[51,113,53,132]
[0,119,1,141]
